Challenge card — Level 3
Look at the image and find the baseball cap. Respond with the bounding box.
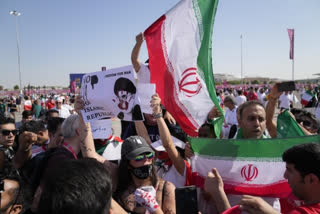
[121,136,154,160]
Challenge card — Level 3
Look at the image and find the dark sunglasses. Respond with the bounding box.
[1,129,18,136]
[134,152,154,161]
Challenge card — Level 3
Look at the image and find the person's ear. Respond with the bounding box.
[9,204,22,214]
[305,173,320,185]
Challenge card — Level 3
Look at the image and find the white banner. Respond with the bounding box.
[81,65,144,122]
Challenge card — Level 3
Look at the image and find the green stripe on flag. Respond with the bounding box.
[189,135,320,158]
[194,0,224,138]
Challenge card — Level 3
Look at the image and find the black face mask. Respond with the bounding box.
[130,165,152,179]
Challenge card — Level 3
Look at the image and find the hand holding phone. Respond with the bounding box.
[175,185,198,214]
[277,81,296,92]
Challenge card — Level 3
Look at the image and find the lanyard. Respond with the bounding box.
[62,142,78,159]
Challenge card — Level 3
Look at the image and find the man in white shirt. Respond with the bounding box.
[52,97,71,119]
[235,90,247,106]
[257,88,267,105]
[279,91,292,110]
[131,32,151,84]
[222,96,238,139]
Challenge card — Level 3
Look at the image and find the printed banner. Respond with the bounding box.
[80,65,144,122]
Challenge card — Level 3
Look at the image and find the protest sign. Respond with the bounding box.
[80,65,144,122]
[90,119,112,139]
[137,83,156,114]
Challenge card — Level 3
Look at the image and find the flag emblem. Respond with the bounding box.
[241,164,258,182]
[178,67,202,97]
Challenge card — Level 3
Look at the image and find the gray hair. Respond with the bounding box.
[61,114,80,138]
[224,95,237,105]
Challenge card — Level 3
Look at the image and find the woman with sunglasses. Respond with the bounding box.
[75,96,176,214]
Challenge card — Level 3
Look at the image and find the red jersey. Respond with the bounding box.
[46,101,55,110]
[285,203,320,214]
[248,92,258,101]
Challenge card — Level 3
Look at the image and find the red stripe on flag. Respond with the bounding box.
[144,16,198,136]
[191,172,291,198]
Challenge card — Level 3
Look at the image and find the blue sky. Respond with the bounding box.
[1,0,319,89]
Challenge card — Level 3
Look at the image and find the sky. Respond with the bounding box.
[0,0,319,89]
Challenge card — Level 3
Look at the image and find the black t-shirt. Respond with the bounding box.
[8,103,17,112]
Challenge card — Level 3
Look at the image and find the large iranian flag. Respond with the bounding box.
[190,135,320,198]
[144,0,223,137]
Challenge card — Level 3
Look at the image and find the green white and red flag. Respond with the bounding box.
[189,135,320,198]
[301,91,313,106]
[144,0,224,137]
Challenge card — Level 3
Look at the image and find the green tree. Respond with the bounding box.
[252,80,260,84]
[0,85,3,91]
[13,85,19,90]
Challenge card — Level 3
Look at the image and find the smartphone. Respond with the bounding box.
[277,81,296,92]
[175,186,198,214]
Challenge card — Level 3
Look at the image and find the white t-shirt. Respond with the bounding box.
[235,95,247,106]
[135,64,151,84]
[156,163,186,188]
[53,106,71,118]
[279,93,291,109]
[224,106,238,126]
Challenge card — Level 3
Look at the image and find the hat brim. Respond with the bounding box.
[125,146,154,160]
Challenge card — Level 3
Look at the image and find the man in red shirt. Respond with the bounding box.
[45,97,55,110]
[247,87,258,101]
[239,143,320,214]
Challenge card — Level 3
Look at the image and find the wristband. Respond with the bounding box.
[153,112,163,119]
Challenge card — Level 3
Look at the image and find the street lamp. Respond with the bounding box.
[9,10,22,92]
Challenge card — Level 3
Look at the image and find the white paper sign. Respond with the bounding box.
[80,65,144,122]
[102,141,122,161]
[90,119,112,139]
[137,83,156,114]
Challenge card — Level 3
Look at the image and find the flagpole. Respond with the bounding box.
[292,58,294,81]
[240,34,243,85]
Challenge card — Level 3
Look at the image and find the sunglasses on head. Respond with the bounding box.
[1,129,18,136]
[134,152,154,161]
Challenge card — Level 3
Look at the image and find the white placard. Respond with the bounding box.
[80,65,144,122]
[90,119,112,139]
[137,83,156,114]
[102,141,122,160]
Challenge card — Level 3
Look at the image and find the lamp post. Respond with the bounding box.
[9,10,22,92]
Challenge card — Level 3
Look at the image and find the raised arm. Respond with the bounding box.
[151,94,185,176]
[131,32,144,73]
[135,121,152,145]
[266,84,282,138]
[13,131,37,169]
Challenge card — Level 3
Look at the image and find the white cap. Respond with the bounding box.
[151,136,185,151]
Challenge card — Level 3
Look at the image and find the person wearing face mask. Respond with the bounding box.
[74,96,176,214]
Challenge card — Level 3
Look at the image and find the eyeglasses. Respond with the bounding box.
[0,129,18,136]
[134,152,154,161]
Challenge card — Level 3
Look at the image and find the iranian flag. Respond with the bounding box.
[301,91,313,106]
[189,135,320,198]
[144,0,223,137]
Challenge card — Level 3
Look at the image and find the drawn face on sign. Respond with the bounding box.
[113,77,136,112]
[116,90,134,110]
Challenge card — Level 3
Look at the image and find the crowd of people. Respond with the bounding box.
[0,33,320,214]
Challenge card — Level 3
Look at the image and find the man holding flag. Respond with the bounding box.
[144,0,224,138]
